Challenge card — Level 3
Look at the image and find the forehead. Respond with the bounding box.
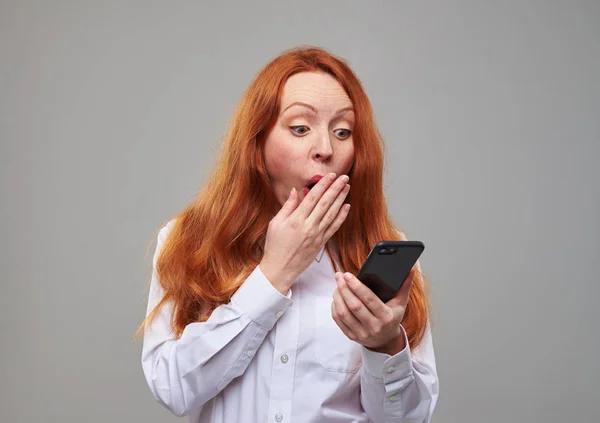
[280,71,352,111]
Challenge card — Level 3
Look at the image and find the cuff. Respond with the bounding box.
[231,265,293,329]
[361,325,413,380]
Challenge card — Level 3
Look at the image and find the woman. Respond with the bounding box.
[139,46,439,422]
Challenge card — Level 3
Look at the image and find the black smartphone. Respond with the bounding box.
[356,241,425,303]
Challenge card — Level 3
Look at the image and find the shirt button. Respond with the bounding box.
[280,354,289,364]
[389,394,399,402]
[276,311,284,318]
[246,350,254,358]
[386,366,396,373]
[275,412,284,422]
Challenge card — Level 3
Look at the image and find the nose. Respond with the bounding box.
[312,131,333,162]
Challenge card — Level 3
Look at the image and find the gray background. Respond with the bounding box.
[1,1,598,422]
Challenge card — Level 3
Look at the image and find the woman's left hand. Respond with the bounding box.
[331,267,416,355]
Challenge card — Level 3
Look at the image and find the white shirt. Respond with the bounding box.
[141,221,439,422]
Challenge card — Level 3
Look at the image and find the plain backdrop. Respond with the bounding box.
[1,1,598,422]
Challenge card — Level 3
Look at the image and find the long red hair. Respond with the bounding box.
[138,46,430,349]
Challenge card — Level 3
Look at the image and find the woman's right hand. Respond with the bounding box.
[260,173,351,294]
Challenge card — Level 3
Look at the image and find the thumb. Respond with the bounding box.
[386,265,415,309]
[278,187,298,218]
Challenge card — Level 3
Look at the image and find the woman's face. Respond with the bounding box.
[264,71,356,206]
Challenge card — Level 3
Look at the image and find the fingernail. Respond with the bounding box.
[328,173,336,180]
[341,175,349,183]
[344,272,353,281]
[334,273,343,286]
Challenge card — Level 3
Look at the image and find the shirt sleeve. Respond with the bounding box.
[359,322,439,423]
[140,221,293,417]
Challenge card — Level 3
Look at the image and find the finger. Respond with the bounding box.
[322,203,351,241]
[317,183,350,233]
[398,264,417,298]
[335,272,377,326]
[305,175,350,227]
[343,272,389,320]
[277,187,299,218]
[332,299,357,340]
[293,172,337,218]
[332,281,363,330]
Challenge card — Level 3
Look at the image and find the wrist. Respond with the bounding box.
[369,332,406,356]
[259,262,295,295]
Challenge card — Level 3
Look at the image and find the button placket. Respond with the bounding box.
[266,286,299,423]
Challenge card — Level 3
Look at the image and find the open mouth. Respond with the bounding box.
[302,175,324,196]
[306,175,324,191]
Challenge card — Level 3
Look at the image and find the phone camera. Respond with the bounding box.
[378,247,396,255]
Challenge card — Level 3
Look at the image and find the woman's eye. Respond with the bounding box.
[290,126,310,136]
[334,129,352,139]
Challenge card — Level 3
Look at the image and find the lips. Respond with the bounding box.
[306,174,324,190]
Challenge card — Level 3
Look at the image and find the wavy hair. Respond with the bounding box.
[137,46,430,349]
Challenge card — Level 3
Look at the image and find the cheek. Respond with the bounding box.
[264,130,301,184]
[265,144,290,180]
[268,159,285,186]
[340,143,355,174]
[265,140,300,205]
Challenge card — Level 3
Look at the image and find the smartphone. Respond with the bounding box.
[356,241,425,303]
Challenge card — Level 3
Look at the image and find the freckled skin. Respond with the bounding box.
[264,71,356,206]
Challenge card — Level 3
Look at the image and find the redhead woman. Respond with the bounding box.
[138,46,439,423]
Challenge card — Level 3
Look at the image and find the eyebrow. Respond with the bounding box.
[282,101,354,117]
